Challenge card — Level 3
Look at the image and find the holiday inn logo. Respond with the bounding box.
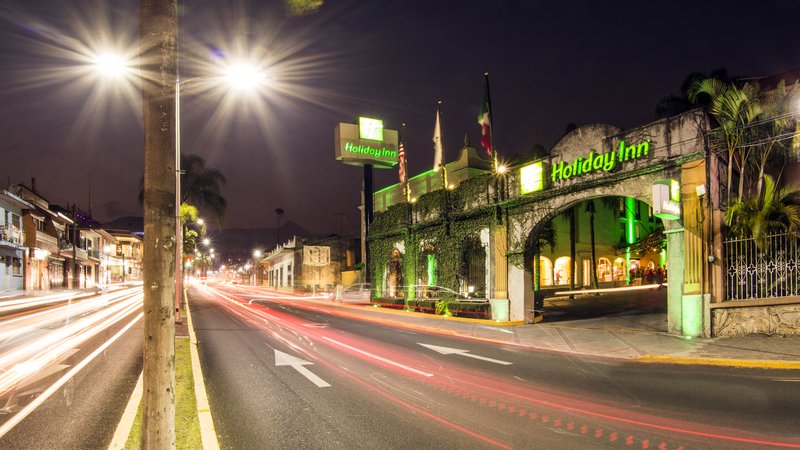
[551,140,650,183]
[519,139,652,194]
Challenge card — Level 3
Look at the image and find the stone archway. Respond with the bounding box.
[503,112,708,330]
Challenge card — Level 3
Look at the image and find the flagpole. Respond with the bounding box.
[484,71,499,173]
[401,123,411,202]
[436,100,448,190]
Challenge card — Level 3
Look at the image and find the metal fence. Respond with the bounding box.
[724,232,800,300]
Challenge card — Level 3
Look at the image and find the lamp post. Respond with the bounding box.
[253,249,262,286]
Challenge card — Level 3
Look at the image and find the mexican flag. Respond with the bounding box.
[477,82,492,156]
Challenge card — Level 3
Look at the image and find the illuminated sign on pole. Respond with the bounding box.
[335,117,398,169]
[653,178,681,220]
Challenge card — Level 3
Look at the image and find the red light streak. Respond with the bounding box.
[200,285,800,449]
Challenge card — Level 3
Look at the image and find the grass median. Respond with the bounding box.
[124,336,202,449]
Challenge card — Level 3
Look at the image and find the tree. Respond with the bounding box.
[725,174,800,249]
[180,203,206,256]
[138,153,227,227]
[688,78,763,204]
[139,0,177,447]
[585,200,599,289]
[655,68,732,119]
[525,219,557,293]
[568,206,576,288]
[181,154,227,227]
[750,80,797,200]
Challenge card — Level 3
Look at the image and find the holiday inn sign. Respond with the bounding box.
[335,117,399,169]
[520,139,652,194]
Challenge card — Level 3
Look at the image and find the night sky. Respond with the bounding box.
[1,0,799,238]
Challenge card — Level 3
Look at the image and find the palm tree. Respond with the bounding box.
[180,154,227,226]
[688,78,763,204]
[585,200,599,289]
[525,220,557,290]
[725,174,800,249]
[138,153,227,226]
[655,68,732,119]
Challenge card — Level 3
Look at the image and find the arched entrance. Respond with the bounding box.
[506,117,695,332]
[521,195,670,321]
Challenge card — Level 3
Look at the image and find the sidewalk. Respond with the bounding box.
[307,299,800,369]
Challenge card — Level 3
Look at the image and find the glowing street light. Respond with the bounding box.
[91,52,130,77]
[223,61,268,91]
[202,238,210,246]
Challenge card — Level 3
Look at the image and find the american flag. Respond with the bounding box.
[399,128,407,183]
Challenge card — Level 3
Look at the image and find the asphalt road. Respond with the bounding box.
[0,288,143,450]
[191,284,800,450]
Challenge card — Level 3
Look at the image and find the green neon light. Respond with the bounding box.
[359,117,384,141]
[670,179,681,202]
[427,254,437,286]
[625,197,636,284]
[373,168,438,195]
[520,162,545,194]
[344,142,397,159]
[551,140,650,183]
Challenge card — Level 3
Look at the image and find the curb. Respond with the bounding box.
[635,355,800,370]
[186,296,221,450]
[107,372,143,450]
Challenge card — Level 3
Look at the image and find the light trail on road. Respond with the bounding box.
[0,287,142,437]
[200,283,800,449]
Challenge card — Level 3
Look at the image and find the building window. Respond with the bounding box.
[12,257,21,276]
[35,218,46,232]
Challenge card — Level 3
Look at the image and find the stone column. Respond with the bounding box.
[507,256,531,322]
[493,226,508,299]
[665,227,685,335]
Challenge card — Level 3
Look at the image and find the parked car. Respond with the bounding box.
[332,283,373,304]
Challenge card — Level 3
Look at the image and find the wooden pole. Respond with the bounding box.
[139,0,177,447]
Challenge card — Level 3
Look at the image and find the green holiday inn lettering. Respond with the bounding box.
[551,140,650,183]
[344,141,398,159]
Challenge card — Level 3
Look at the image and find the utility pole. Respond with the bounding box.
[139,0,177,448]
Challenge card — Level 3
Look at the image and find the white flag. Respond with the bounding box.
[432,106,443,172]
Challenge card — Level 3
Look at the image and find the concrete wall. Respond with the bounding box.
[713,303,800,336]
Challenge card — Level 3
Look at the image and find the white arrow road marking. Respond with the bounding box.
[274,350,330,388]
[418,343,513,365]
[322,337,434,377]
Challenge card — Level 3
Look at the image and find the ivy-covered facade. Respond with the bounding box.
[368,110,733,336]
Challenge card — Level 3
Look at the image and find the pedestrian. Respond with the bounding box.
[656,267,665,287]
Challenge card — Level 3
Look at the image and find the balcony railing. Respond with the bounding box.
[0,225,24,245]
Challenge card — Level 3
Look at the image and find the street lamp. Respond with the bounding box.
[252,249,263,285]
